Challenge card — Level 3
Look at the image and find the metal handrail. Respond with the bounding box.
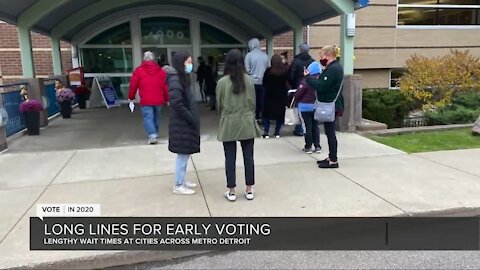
[0,82,29,88]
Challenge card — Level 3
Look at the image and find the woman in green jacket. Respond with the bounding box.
[216,49,261,202]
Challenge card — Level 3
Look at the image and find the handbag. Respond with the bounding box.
[284,96,301,126]
[314,80,343,123]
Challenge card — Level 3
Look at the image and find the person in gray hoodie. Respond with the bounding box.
[245,38,269,121]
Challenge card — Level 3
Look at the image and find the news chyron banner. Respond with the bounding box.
[30,216,480,250]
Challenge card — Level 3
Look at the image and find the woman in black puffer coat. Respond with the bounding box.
[164,50,200,195]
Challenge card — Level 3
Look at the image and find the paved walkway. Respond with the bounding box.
[1,106,480,268]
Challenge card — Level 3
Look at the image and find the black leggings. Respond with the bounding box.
[323,119,338,162]
[223,139,255,188]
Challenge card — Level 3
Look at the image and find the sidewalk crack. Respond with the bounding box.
[191,156,212,217]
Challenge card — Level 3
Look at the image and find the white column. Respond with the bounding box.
[293,26,304,55]
[131,15,142,68]
[51,37,62,75]
[267,36,274,58]
[190,17,201,101]
[71,45,80,68]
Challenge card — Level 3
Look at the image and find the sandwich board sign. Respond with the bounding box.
[89,76,120,109]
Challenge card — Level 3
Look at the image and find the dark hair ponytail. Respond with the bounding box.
[223,49,245,94]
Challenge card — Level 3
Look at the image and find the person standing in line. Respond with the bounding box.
[196,56,207,103]
[164,51,200,195]
[128,51,169,145]
[289,43,315,136]
[305,46,344,169]
[295,61,323,154]
[205,56,218,111]
[261,54,289,139]
[216,49,261,202]
[244,38,269,122]
[281,51,289,68]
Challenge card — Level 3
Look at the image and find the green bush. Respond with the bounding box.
[425,91,480,125]
[362,88,410,128]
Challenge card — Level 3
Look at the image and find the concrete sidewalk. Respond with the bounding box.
[1,108,480,268]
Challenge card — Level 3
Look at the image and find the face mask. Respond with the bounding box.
[320,58,328,67]
[282,59,287,64]
[185,63,193,73]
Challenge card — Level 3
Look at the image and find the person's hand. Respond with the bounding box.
[303,67,309,77]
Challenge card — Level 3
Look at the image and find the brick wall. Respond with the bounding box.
[0,22,72,82]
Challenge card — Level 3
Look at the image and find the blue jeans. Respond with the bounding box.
[141,106,161,139]
[263,118,283,135]
[175,154,190,187]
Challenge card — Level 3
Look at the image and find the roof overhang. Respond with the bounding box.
[0,0,368,42]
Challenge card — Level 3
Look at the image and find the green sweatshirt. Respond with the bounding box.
[306,60,344,113]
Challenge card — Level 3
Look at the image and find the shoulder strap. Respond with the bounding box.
[333,79,344,103]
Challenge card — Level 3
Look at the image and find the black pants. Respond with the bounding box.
[254,84,265,120]
[223,139,255,188]
[301,111,320,149]
[323,119,338,162]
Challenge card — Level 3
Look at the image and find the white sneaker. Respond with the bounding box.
[148,137,158,145]
[245,191,254,200]
[184,181,197,188]
[173,185,196,195]
[225,191,236,202]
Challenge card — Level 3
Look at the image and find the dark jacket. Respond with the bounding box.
[263,68,289,120]
[196,62,207,83]
[306,60,344,114]
[204,64,218,96]
[295,75,320,104]
[164,66,200,155]
[289,52,314,89]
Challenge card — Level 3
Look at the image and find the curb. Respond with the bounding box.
[359,123,474,137]
[10,251,211,270]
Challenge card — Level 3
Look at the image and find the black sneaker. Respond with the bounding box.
[317,158,330,165]
[318,161,339,169]
[293,131,303,137]
[262,134,270,139]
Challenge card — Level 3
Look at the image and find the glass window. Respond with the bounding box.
[398,7,437,25]
[142,48,169,66]
[398,8,480,25]
[398,1,480,25]
[400,0,480,4]
[200,23,241,45]
[81,48,133,73]
[201,48,245,76]
[390,69,404,89]
[141,17,191,45]
[86,22,131,45]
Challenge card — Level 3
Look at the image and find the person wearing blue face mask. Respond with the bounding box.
[163,51,200,195]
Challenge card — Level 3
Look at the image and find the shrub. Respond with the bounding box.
[362,88,410,128]
[399,50,480,111]
[19,99,43,113]
[425,91,480,125]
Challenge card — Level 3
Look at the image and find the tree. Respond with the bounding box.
[399,50,480,111]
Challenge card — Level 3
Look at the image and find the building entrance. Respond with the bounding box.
[77,12,246,102]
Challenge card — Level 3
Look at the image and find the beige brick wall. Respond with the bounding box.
[308,1,480,88]
[356,69,391,89]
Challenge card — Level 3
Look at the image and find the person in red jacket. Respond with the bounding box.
[129,51,169,144]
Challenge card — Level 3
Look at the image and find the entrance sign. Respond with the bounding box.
[89,76,120,109]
